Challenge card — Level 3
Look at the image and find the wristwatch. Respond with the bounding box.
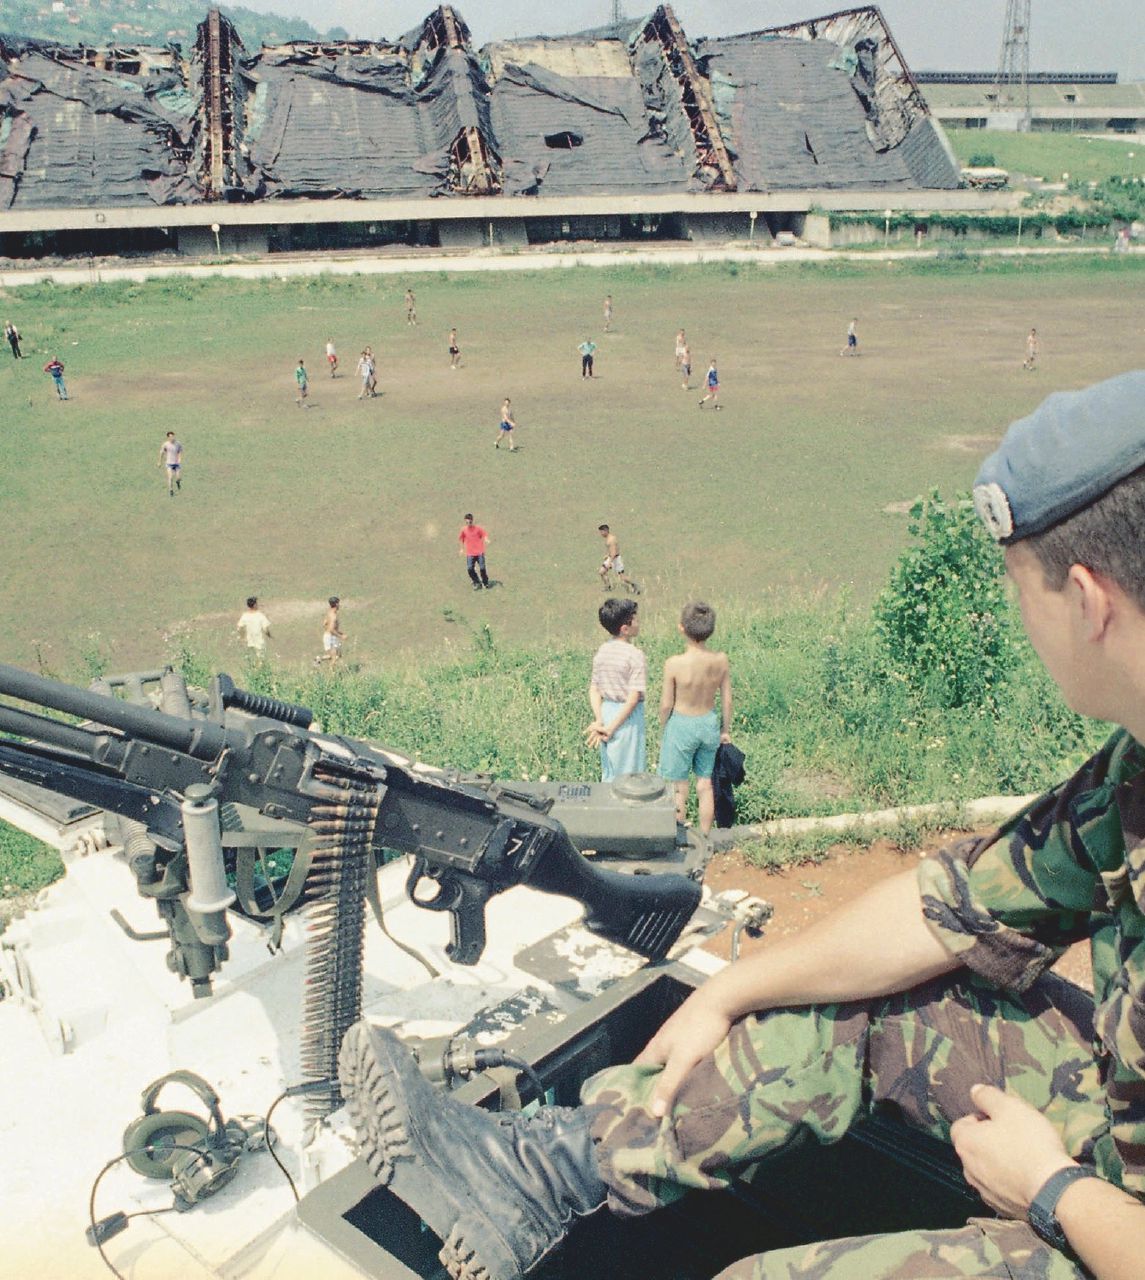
[1027,1165,1099,1251]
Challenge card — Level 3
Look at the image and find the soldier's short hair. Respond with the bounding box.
[1025,464,1145,612]
[680,601,716,641]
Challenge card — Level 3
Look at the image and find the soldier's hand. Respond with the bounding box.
[950,1083,1074,1218]
[634,991,733,1118]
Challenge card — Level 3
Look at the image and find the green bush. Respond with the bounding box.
[873,492,1013,710]
[967,152,997,168]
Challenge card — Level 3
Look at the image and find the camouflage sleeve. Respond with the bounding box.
[918,731,1138,992]
[918,842,1067,991]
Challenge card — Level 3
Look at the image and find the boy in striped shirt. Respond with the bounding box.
[585,598,646,780]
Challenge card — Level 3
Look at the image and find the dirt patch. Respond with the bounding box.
[702,835,1093,991]
[943,434,1001,454]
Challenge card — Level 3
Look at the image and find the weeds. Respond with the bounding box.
[739,806,969,871]
[0,821,63,896]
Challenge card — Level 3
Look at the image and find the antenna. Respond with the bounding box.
[995,0,1031,129]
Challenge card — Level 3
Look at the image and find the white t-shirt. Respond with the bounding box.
[237,609,271,650]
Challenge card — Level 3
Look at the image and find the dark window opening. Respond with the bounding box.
[544,131,583,150]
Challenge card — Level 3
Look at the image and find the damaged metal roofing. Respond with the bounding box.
[0,4,959,210]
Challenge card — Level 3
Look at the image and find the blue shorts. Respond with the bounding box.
[599,699,646,781]
[658,710,720,780]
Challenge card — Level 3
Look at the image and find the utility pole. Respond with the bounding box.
[994,0,1031,131]
[611,2,624,26]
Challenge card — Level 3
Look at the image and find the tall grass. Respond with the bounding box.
[0,581,1107,901]
[232,585,1102,820]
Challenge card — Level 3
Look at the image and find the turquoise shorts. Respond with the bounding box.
[658,710,720,780]
[600,700,646,781]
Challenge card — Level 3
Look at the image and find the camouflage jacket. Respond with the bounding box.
[919,728,1145,1196]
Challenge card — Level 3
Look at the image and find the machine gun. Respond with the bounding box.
[0,662,702,1114]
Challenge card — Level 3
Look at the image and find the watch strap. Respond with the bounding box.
[1027,1164,1099,1251]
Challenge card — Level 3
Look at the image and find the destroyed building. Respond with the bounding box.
[0,5,965,258]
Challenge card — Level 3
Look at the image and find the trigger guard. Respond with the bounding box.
[406,864,461,913]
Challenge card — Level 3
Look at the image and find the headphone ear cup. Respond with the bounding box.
[123,1109,210,1179]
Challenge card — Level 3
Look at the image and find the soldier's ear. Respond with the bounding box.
[1068,565,1113,642]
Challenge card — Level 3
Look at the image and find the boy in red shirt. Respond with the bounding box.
[458,514,491,590]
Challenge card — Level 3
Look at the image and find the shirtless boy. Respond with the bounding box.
[449,328,461,369]
[1023,327,1039,371]
[315,596,346,664]
[496,398,517,451]
[158,430,183,495]
[597,524,639,594]
[658,601,732,834]
[405,289,417,326]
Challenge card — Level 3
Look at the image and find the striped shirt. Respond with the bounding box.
[591,639,646,702]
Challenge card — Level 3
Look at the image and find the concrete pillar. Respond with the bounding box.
[800,213,831,248]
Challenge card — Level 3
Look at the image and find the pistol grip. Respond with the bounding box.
[405,859,490,966]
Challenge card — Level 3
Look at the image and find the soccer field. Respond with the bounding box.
[1,256,1141,677]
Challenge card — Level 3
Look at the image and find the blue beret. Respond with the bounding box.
[973,371,1145,543]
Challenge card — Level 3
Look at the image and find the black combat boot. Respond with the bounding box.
[339,1021,607,1280]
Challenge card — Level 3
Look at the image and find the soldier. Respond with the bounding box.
[339,370,1145,1280]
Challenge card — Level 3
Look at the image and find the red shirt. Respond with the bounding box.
[459,524,488,555]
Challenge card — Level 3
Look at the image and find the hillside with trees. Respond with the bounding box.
[1,0,346,50]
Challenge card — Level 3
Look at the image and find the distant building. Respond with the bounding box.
[918,72,1145,134]
[0,4,1010,262]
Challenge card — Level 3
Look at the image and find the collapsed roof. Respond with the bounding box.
[0,5,959,210]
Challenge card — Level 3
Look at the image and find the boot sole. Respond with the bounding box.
[339,1022,520,1280]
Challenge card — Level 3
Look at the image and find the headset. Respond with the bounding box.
[121,1070,263,1209]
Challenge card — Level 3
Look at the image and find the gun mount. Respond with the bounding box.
[0,662,703,1116]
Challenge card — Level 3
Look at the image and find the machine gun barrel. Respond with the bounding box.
[0,661,228,761]
[0,702,124,761]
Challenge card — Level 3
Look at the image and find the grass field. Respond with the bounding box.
[946,129,1145,184]
[1,255,1142,679]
